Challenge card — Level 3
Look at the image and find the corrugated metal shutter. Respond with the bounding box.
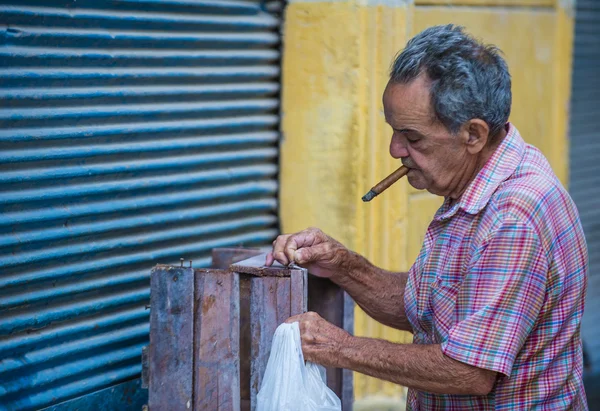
[0,1,282,409]
[569,0,600,372]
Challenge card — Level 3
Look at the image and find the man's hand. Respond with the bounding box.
[285,313,497,396]
[286,312,351,367]
[265,227,349,279]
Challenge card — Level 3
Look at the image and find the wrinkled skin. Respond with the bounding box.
[265,74,503,396]
[285,311,351,366]
[265,227,347,279]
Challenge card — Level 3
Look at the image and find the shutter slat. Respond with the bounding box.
[569,1,600,373]
[0,0,283,408]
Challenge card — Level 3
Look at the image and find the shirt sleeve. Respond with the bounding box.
[440,218,548,377]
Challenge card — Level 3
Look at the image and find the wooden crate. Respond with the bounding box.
[145,248,353,410]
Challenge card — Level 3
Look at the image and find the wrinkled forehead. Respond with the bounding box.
[383,79,435,127]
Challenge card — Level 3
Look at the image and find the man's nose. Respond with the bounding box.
[390,134,409,159]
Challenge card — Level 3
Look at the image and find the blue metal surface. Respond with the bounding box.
[41,378,147,411]
[569,0,600,373]
[0,0,282,409]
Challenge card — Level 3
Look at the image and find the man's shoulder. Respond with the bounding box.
[488,144,578,236]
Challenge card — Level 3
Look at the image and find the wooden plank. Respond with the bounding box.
[308,276,354,411]
[230,254,292,277]
[245,267,307,411]
[210,249,276,410]
[342,292,355,411]
[194,269,241,411]
[228,253,306,410]
[149,266,194,411]
[290,269,308,315]
[211,248,263,269]
[141,346,149,389]
[248,276,286,411]
[239,275,252,411]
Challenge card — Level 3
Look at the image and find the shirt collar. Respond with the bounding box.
[434,123,526,221]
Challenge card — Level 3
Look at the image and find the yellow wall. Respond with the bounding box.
[280,0,574,408]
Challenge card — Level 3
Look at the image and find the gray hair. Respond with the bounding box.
[390,24,511,138]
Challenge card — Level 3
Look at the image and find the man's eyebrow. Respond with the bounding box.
[384,118,418,134]
[393,127,416,133]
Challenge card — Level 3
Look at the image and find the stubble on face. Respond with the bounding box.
[383,76,470,196]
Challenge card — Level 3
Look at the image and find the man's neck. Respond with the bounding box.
[448,128,508,201]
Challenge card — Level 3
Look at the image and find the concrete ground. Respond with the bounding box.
[351,376,600,411]
[585,371,600,410]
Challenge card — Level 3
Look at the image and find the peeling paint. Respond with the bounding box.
[281,0,573,401]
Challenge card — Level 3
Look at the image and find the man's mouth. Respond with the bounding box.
[401,159,415,170]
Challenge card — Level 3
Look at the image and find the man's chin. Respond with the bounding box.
[407,172,428,190]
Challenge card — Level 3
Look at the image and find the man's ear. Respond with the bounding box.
[461,119,490,154]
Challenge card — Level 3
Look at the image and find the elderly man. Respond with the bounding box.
[266,25,588,410]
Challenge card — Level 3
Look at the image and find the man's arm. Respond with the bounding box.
[267,227,411,332]
[287,312,497,396]
[332,251,411,332]
[272,227,497,395]
[340,337,496,395]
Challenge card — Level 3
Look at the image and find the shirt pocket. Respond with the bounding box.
[429,279,461,337]
[425,235,464,339]
[424,233,465,284]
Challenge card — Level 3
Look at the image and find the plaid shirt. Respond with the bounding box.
[404,124,588,410]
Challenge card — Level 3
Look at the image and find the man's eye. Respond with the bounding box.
[407,136,420,143]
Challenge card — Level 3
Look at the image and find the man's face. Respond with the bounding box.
[382,75,473,198]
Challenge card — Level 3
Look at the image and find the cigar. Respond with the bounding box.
[362,165,409,202]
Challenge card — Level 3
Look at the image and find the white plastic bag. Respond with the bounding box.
[256,322,342,411]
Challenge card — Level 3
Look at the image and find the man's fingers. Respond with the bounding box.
[284,228,324,264]
[281,233,308,265]
[285,313,305,324]
[285,312,318,322]
[271,228,329,266]
[271,234,291,265]
[265,252,275,267]
[293,242,331,265]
